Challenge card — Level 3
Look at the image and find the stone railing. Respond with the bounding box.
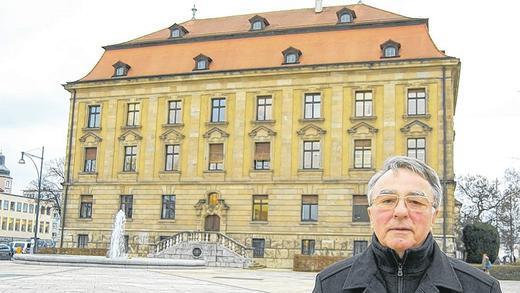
[153,231,252,258]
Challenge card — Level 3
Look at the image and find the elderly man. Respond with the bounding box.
[313,156,502,293]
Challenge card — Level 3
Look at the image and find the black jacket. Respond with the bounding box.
[313,234,502,293]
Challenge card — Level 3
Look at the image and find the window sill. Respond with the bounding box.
[78,218,93,221]
[300,221,318,225]
[121,125,142,130]
[203,170,226,174]
[250,169,273,173]
[158,219,176,223]
[251,120,276,125]
[250,221,268,224]
[348,168,375,172]
[162,123,184,128]
[299,118,324,123]
[78,172,98,176]
[351,222,370,226]
[402,114,431,119]
[350,116,376,121]
[159,171,181,174]
[205,121,229,127]
[82,127,102,132]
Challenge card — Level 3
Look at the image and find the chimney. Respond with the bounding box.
[315,0,323,13]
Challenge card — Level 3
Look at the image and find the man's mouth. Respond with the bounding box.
[389,227,412,232]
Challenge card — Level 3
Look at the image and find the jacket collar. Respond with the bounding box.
[342,233,463,293]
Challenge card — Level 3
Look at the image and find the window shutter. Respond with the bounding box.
[209,144,224,162]
[302,195,318,204]
[85,148,97,160]
[254,142,270,160]
[353,195,368,205]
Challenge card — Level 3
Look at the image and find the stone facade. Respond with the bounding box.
[62,4,460,268]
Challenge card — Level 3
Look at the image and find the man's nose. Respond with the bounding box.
[393,198,409,217]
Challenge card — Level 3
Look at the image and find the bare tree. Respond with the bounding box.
[27,157,64,216]
[455,174,504,225]
[496,169,520,262]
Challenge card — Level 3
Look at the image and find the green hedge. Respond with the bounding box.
[471,264,520,280]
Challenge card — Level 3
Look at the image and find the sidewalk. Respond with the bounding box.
[0,261,518,292]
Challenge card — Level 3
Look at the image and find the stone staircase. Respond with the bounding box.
[149,231,253,268]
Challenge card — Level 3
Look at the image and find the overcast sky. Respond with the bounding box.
[1,0,519,194]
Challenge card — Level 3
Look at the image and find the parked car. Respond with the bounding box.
[0,244,13,260]
[9,241,31,254]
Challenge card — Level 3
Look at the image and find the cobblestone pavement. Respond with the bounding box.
[0,261,518,293]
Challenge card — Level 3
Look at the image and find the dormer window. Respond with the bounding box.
[169,23,188,39]
[282,47,302,65]
[193,54,212,71]
[336,8,356,24]
[112,61,130,77]
[380,40,401,58]
[249,15,269,31]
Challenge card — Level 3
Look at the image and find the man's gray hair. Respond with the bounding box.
[367,156,442,209]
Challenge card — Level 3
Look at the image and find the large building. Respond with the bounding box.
[0,153,55,244]
[62,2,460,268]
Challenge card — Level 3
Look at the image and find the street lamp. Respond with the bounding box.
[18,146,44,254]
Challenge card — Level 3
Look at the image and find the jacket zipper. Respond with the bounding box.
[397,263,404,293]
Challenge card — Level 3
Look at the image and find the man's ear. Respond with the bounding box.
[431,208,439,225]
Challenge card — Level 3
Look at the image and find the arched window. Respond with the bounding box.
[380,40,401,58]
[168,24,188,39]
[252,21,263,30]
[336,8,356,24]
[249,15,269,31]
[282,47,302,65]
[193,54,212,71]
[384,46,397,57]
[112,61,130,77]
[171,29,181,38]
[340,13,352,23]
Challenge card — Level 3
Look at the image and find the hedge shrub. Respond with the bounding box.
[462,223,499,263]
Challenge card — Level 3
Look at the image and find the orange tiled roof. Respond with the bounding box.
[76,4,447,82]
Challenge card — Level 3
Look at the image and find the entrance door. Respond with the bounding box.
[204,215,220,231]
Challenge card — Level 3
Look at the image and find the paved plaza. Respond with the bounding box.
[0,260,518,292]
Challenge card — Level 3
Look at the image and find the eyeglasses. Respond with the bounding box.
[371,194,435,211]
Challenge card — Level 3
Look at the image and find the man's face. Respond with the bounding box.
[367,168,438,255]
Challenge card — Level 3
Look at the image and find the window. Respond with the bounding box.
[112,61,130,77]
[8,218,13,230]
[45,222,49,233]
[165,144,180,171]
[169,24,188,38]
[80,195,93,219]
[355,91,373,117]
[78,234,88,248]
[41,206,45,215]
[211,98,226,122]
[407,89,427,115]
[10,201,15,211]
[161,195,176,219]
[252,195,268,221]
[171,29,181,38]
[126,103,140,126]
[282,47,302,64]
[353,240,368,255]
[301,195,318,222]
[252,238,265,258]
[407,138,426,162]
[115,67,125,76]
[29,204,34,213]
[352,195,369,222]
[301,239,316,255]
[84,147,97,173]
[123,146,137,172]
[15,219,20,231]
[5,180,10,188]
[256,96,272,121]
[208,143,224,171]
[384,47,397,57]
[304,93,321,119]
[380,40,401,58]
[87,105,101,128]
[16,202,22,212]
[23,203,28,213]
[39,221,44,233]
[2,200,7,210]
[193,54,212,71]
[254,142,270,170]
[252,21,263,30]
[354,140,371,169]
[1,217,6,230]
[28,220,33,233]
[340,13,352,23]
[21,219,26,232]
[167,100,182,124]
[120,195,133,219]
[303,141,320,169]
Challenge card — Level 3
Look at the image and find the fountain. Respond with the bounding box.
[108,209,127,259]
